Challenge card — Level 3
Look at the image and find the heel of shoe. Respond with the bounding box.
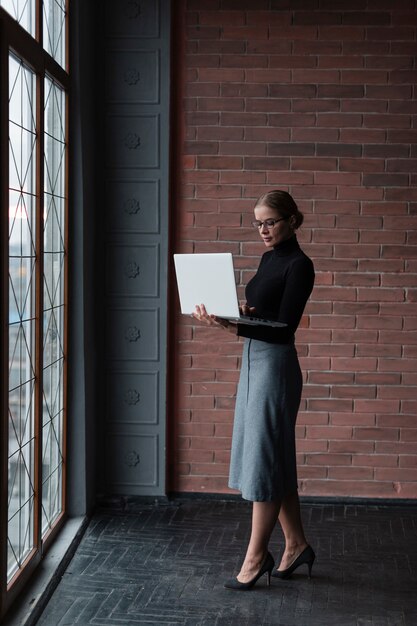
[307,552,315,579]
[265,552,274,587]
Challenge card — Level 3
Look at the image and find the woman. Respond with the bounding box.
[192,190,315,590]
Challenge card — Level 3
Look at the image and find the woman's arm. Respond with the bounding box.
[237,256,315,343]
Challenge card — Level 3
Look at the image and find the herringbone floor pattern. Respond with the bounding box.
[37,499,417,626]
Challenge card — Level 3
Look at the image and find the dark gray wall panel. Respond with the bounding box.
[105,50,160,103]
[105,115,160,168]
[105,244,159,297]
[105,0,159,39]
[107,308,159,361]
[106,371,159,425]
[105,433,158,491]
[105,180,160,234]
[100,0,169,496]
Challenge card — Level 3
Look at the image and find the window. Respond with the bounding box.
[0,1,69,618]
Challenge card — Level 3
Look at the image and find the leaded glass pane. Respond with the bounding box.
[0,0,36,37]
[8,53,37,583]
[42,76,66,535]
[8,498,35,578]
[43,0,66,69]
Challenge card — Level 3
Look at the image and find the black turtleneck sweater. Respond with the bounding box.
[237,235,315,344]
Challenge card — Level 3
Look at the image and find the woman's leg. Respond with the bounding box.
[276,491,308,570]
[237,500,280,583]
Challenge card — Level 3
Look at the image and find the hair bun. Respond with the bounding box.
[294,210,304,229]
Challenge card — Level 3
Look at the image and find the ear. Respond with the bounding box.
[289,215,297,229]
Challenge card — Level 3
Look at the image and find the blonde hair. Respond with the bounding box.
[255,190,304,229]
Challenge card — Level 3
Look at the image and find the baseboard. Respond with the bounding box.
[166,492,417,507]
[96,491,417,508]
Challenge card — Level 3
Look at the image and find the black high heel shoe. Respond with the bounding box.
[224,552,275,590]
[271,545,315,579]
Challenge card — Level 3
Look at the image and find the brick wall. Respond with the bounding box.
[170,0,417,500]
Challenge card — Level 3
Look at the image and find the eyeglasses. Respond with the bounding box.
[251,217,286,230]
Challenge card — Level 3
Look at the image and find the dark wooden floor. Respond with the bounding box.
[36,498,417,625]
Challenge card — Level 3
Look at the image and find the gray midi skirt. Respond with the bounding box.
[228,338,303,502]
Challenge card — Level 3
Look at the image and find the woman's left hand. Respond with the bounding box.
[191,304,237,333]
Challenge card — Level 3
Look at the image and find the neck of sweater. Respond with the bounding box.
[273,234,299,257]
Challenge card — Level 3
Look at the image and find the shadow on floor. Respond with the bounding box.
[36,498,417,625]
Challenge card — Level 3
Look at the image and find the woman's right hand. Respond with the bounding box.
[191,304,237,334]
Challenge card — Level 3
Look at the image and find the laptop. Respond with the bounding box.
[173,253,286,328]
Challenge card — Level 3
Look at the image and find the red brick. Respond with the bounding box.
[298,410,329,424]
[192,382,236,396]
[361,231,406,245]
[308,372,355,385]
[363,114,411,128]
[245,69,292,83]
[309,345,355,358]
[401,429,417,442]
[377,414,417,427]
[353,454,398,468]
[198,10,245,26]
[191,463,229,476]
[376,467,417,481]
[329,467,374,480]
[198,127,243,140]
[197,156,242,169]
[306,453,351,466]
[358,288,406,302]
[329,440,374,454]
[195,184,241,198]
[354,427,399,440]
[245,128,291,141]
[399,456,417,468]
[194,241,240,254]
[298,467,328,479]
[331,411,376,424]
[176,449,214,463]
[294,11,341,26]
[190,436,231,450]
[319,55,364,69]
[332,358,378,372]
[338,187,384,200]
[358,259,405,272]
[357,344,402,358]
[198,40,246,54]
[342,70,389,84]
[197,68,245,82]
[305,426,353,441]
[222,54,270,69]
[339,129,386,142]
[194,213,240,228]
[191,409,233,423]
[269,56,318,69]
[178,422,215,436]
[368,26,415,40]
[318,113,363,127]
[297,439,329,453]
[294,98,340,112]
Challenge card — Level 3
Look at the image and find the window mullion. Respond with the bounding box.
[34,70,44,556]
[0,17,10,617]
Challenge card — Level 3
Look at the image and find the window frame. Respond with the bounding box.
[0,3,69,618]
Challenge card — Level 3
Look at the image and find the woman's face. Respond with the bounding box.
[254,203,294,249]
